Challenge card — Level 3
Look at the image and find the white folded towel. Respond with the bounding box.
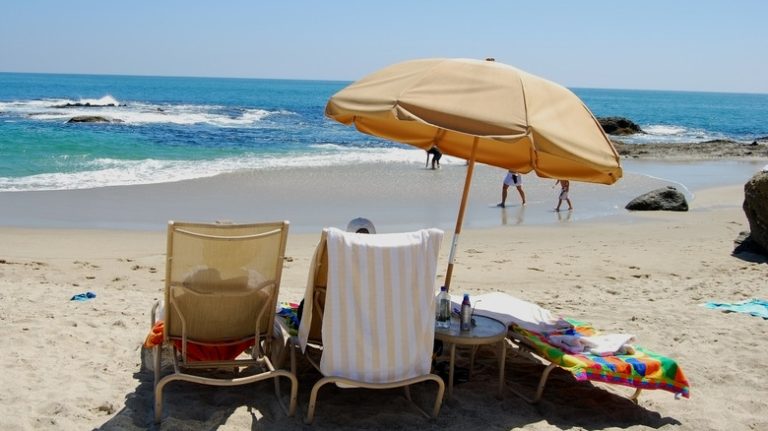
[582,333,636,356]
[546,333,636,356]
[453,292,572,333]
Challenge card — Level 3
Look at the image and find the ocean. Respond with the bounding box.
[1,72,767,193]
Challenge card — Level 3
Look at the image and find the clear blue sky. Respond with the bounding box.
[2,1,766,93]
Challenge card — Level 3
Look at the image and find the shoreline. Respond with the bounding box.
[0,157,765,234]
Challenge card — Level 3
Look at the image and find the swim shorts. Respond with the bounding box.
[503,172,522,187]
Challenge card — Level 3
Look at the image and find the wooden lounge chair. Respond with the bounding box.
[150,221,298,423]
[295,227,446,424]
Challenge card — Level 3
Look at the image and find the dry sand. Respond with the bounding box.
[1,156,767,430]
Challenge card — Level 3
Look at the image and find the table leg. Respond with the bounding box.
[448,342,456,399]
[498,339,506,398]
[469,345,479,376]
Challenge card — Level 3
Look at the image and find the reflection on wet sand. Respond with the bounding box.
[556,209,573,223]
[500,205,526,226]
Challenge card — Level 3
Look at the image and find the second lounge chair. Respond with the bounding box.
[296,227,446,424]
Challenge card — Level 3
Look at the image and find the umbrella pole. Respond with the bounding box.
[444,137,478,291]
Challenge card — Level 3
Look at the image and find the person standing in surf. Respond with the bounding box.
[497,170,526,208]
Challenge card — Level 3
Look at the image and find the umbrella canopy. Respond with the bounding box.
[325,58,622,288]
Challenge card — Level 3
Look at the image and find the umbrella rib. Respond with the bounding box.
[518,74,539,173]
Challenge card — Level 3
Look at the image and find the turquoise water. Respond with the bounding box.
[1,72,766,192]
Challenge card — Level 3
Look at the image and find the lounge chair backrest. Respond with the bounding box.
[299,227,443,384]
[163,221,289,346]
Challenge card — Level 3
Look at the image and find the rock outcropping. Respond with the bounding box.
[625,186,688,211]
[597,117,643,135]
[67,116,112,123]
[742,170,768,253]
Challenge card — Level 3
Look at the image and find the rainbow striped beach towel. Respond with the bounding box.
[467,292,690,399]
[513,319,690,398]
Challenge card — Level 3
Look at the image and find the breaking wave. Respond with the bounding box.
[0,96,285,127]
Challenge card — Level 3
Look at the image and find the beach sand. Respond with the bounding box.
[1,155,767,430]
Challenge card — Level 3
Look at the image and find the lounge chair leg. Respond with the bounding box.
[305,376,334,424]
[401,377,444,419]
[153,373,180,424]
[533,363,556,402]
[153,345,161,389]
[506,362,556,404]
[154,391,163,424]
[290,340,297,376]
[431,376,445,418]
[272,370,298,416]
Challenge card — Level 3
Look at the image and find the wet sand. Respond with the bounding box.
[0,158,765,234]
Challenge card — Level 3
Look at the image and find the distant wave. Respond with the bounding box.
[643,125,687,136]
[617,123,729,144]
[0,147,465,192]
[0,97,285,127]
[51,94,121,107]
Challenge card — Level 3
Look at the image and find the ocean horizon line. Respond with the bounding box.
[1,70,766,96]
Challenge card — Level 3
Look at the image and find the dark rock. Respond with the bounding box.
[700,139,738,145]
[625,186,688,211]
[597,117,643,135]
[733,231,767,256]
[53,102,117,108]
[743,170,768,252]
[66,116,111,123]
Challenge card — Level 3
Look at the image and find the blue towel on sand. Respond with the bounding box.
[71,291,96,301]
[703,299,768,319]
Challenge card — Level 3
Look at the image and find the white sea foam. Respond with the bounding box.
[72,95,121,106]
[643,124,687,135]
[618,123,726,144]
[0,97,282,126]
[0,147,462,192]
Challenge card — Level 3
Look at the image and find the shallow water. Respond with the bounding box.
[0,160,758,233]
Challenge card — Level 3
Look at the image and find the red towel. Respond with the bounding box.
[144,321,254,361]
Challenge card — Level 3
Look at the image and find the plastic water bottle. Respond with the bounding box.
[460,293,472,331]
[436,286,451,328]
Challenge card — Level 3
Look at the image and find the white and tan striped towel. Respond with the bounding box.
[299,227,443,384]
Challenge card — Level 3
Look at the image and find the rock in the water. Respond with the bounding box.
[66,116,111,123]
[625,186,688,211]
[53,102,117,108]
[597,116,643,135]
[743,171,768,252]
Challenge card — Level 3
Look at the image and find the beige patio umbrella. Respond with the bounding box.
[325,58,622,289]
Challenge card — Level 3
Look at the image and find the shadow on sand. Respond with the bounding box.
[95,346,683,430]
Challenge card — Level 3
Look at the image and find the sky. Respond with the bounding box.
[1,1,766,94]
